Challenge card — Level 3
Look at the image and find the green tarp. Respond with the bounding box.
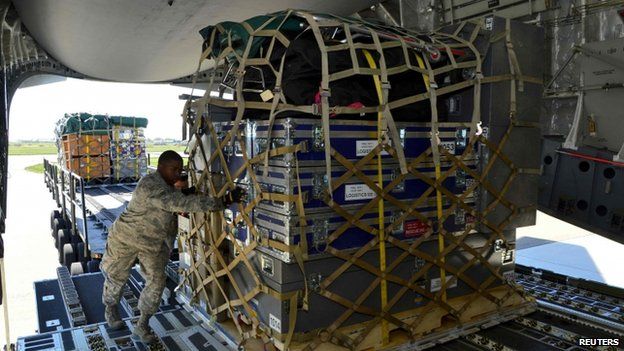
[56,113,148,136]
[57,113,109,135]
[109,116,149,128]
[199,14,304,61]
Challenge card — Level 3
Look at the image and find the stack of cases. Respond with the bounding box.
[208,118,515,336]
[62,134,111,179]
[230,230,516,336]
[178,15,542,340]
[110,126,147,181]
[222,119,479,260]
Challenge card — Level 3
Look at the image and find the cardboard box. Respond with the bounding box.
[65,155,111,179]
[62,134,110,157]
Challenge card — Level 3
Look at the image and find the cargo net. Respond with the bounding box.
[179,11,541,350]
[54,113,148,184]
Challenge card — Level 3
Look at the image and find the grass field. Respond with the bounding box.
[12,141,186,172]
[9,142,57,155]
[26,155,187,174]
[148,156,189,166]
[9,142,185,156]
[26,157,184,174]
[146,144,186,153]
[25,163,45,174]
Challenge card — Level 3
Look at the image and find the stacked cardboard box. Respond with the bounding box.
[65,155,111,179]
[62,134,110,158]
[62,134,111,179]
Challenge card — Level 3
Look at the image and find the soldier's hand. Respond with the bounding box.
[223,186,246,206]
[231,186,247,203]
[181,186,196,195]
[174,179,188,190]
[174,172,189,190]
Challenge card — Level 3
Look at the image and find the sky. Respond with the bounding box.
[9,77,204,141]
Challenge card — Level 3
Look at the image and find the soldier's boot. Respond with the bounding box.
[131,314,157,344]
[105,305,125,330]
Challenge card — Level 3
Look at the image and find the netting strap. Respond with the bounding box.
[262,54,287,177]
[293,156,310,311]
[362,46,391,344]
[300,12,334,201]
[506,18,524,96]
[370,30,409,176]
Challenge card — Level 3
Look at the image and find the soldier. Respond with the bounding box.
[100,150,244,343]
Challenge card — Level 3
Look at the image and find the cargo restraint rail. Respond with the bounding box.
[44,159,91,264]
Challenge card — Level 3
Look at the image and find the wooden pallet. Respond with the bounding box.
[212,285,533,351]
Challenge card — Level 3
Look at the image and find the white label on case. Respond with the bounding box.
[356,140,389,157]
[430,276,457,292]
[269,313,281,332]
[345,183,376,201]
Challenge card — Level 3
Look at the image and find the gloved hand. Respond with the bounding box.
[181,186,196,195]
[223,186,247,207]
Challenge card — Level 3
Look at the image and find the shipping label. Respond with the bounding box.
[430,276,457,292]
[344,183,377,201]
[269,313,281,332]
[404,220,429,237]
[356,140,390,157]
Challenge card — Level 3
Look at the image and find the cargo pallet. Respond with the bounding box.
[175,11,548,350]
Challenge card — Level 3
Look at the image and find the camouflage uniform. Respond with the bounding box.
[101,171,222,316]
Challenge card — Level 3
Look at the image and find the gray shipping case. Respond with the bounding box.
[228,230,516,336]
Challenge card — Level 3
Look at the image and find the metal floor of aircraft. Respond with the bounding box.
[15,262,624,351]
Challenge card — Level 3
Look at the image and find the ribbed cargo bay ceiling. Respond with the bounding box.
[13,0,376,82]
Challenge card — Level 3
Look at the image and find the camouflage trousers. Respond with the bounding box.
[101,235,170,315]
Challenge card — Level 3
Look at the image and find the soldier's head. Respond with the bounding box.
[157,150,183,186]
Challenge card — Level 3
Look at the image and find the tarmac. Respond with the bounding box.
[517,211,624,289]
[0,155,59,345]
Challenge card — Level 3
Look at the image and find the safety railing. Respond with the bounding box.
[44,159,90,262]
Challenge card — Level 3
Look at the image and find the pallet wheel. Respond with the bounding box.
[56,228,70,249]
[57,229,70,262]
[50,210,61,228]
[52,217,66,235]
[87,260,100,273]
[70,262,85,276]
[63,243,76,268]
[53,229,59,248]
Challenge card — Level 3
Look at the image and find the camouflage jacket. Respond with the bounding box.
[110,172,222,251]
